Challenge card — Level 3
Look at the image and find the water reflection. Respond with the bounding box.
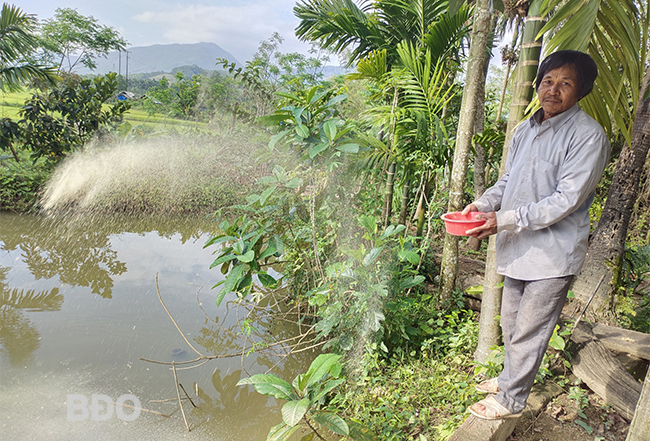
[0,212,313,440]
[0,260,63,364]
[0,213,213,298]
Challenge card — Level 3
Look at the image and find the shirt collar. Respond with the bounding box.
[530,104,580,132]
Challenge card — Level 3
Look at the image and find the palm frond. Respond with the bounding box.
[539,0,648,144]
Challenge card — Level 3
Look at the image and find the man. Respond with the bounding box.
[462,50,611,420]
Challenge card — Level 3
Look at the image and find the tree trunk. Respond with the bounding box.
[568,320,642,421]
[398,177,410,225]
[495,63,511,122]
[474,2,545,363]
[439,0,493,303]
[9,142,20,163]
[570,72,650,322]
[381,88,400,227]
[626,368,650,441]
[383,162,397,227]
[416,176,430,238]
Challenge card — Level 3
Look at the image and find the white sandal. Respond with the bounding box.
[475,377,499,394]
[468,395,522,420]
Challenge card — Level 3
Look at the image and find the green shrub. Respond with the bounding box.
[0,153,52,211]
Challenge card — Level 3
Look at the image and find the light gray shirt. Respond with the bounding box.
[473,104,610,280]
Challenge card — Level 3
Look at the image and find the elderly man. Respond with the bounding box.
[463,50,611,419]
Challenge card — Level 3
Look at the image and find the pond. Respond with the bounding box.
[0,212,314,440]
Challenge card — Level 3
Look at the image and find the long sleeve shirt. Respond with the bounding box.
[473,104,610,280]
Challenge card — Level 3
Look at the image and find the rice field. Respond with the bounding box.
[0,90,211,132]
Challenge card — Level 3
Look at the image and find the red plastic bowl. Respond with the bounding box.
[441,211,487,236]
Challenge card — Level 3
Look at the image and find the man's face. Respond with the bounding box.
[537,65,581,121]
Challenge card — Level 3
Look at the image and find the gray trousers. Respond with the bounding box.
[495,275,572,413]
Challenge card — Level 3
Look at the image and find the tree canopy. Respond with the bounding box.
[39,7,127,72]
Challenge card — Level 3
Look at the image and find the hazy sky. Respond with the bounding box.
[20,0,318,63]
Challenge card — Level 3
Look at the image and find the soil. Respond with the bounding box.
[509,391,630,441]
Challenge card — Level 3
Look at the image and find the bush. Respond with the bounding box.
[0,153,52,211]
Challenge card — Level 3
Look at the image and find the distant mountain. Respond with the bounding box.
[80,42,240,75]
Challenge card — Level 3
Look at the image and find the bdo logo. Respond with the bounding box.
[67,394,141,421]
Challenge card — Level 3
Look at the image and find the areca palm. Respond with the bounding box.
[296,0,471,228]
[294,0,470,67]
[0,3,56,91]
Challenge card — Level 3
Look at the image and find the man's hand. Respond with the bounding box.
[462,204,497,239]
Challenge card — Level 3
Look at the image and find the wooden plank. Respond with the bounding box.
[448,382,563,441]
[569,321,643,420]
[626,368,650,441]
[593,323,650,361]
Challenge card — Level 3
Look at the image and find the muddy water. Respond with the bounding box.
[0,213,312,440]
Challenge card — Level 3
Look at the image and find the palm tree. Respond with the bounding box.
[0,3,56,92]
[296,0,471,227]
[294,0,465,68]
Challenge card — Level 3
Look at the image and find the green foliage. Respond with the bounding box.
[39,7,128,72]
[0,150,52,211]
[19,72,129,160]
[332,314,480,440]
[237,354,350,440]
[260,86,359,164]
[616,245,650,332]
[205,215,284,306]
[0,3,57,92]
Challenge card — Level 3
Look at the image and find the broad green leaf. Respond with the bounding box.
[293,373,307,392]
[308,293,328,306]
[308,142,328,158]
[209,252,237,269]
[232,239,245,255]
[465,285,484,295]
[282,397,310,426]
[295,124,310,139]
[380,224,406,239]
[324,94,347,108]
[335,143,359,153]
[258,273,278,288]
[310,378,345,403]
[259,185,277,206]
[269,129,290,150]
[448,0,465,16]
[311,411,349,436]
[258,245,277,261]
[358,215,377,235]
[292,106,305,122]
[363,247,383,266]
[548,325,566,351]
[398,275,425,291]
[285,177,301,189]
[222,264,245,293]
[322,119,338,141]
[305,354,342,388]
[271,235,284,256]
[237,250,255,263]
[203,234,236,248]
[237,374,295,400]
[267,422,301,441]
[257,175,278,185]
[398,250,420,265]
[237,274,253,291]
